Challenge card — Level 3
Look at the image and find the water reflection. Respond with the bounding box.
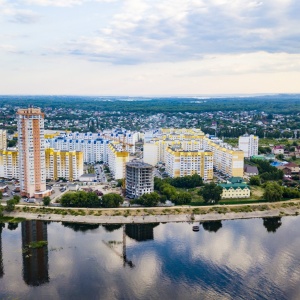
[0,223,4,278]
[125,223,158,242]
[0,217,299,299]
[8,222,18,231]
[200,220,222,232]
[62,222,99,232]
[22,220,49,286]
[263,217,282,233]
[102,224,122,232]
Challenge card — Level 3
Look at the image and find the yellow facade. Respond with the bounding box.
[221,187,250,199]
[45,148,83,181]
[165,147,213,180]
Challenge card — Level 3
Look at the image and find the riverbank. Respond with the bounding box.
[3,200,300,224]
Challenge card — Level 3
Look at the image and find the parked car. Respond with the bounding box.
[3,192,9,197]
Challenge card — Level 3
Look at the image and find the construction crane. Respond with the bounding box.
[102,225,134,268]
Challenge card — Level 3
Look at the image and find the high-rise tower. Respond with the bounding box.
[17,108,47,198]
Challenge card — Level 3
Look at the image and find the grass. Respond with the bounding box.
[28,240,48,248]
[0,216,26,223]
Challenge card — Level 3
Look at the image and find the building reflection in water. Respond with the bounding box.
[125,223,158,242]
[0,223,4,278]
[22,220,49,286]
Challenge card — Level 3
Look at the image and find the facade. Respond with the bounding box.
[244,164,259,177]
[0,129,7,150]
[0,149,19,179]
[79,173,97,182]
[165,147,213,180]
[272,145,284,155]
[107,143,129,179]
[238,134,259,158]
[125,161,154,199]
[219,178,250,199]
[45,148,83,181]
[17,108,49,198]
[143,128,244,178]
[48,137,110,163]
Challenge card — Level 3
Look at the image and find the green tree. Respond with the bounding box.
[137,192,160,207]
[0,191,2,200]
[43,196,51,206]
[12,195,20,203]
[101,193,123,208]
[263,182,283,202]
[199,183,223,204]
[5,199,15,212]
[171,192,192,205]
[249,176,261,186]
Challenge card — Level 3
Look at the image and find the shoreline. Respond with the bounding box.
[3,202,300,224]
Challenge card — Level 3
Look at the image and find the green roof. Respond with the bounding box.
[218,183,250,190]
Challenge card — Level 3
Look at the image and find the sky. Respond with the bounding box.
[0,0,300,95]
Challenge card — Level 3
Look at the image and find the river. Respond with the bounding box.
[0,216,299,299]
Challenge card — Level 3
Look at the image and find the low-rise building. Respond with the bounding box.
[272,145,284,155]
[244,164,259,177]
[219,177,250,199]
[79,173,97,182]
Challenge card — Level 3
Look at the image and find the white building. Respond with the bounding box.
[143,128,244,178]
[165,147,213,180]
[48,137,110,163]
[238,134,259,158]
[107,143,129,179]
[0,129,7,150]
[17,108,50,198]
[126,161,154,199]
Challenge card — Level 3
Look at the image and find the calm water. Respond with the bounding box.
[0,217,300,300]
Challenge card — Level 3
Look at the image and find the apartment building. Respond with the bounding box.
[125,161,154,199]
[0,130,7,150]
[238,134,259,158]
[107,143,129,179]
[48,137,110,163]
[17,108,50,198]
[165,147,213,180]
[143,128,244,178]
[45,148,83,181]
[0,149,19,179]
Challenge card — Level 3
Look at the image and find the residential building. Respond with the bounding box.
[143,128,244,178]
[238,134,258,158]
[45,148,83,181]
[79,173,97,182]
[0,129,7,150]
[107,143,129,179]
[48,137,110,163]
[125,161,154,199]
[218,177,251,199]
[244,164,259,177]
[272,145,284,155]
[17,108,50,198]
[165,146,213,180]
[0,149,19,179]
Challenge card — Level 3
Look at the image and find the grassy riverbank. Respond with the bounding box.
[2,200,300,224]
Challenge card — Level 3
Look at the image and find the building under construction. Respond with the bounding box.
[125,161,154,199]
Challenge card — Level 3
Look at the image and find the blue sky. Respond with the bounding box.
[1,0,300,95]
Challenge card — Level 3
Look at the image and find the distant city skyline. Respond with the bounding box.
[1,0,300,95]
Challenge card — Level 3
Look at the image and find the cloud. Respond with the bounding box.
[63,0,300,64]
[23,0,117,7]
[9,10,40,23]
